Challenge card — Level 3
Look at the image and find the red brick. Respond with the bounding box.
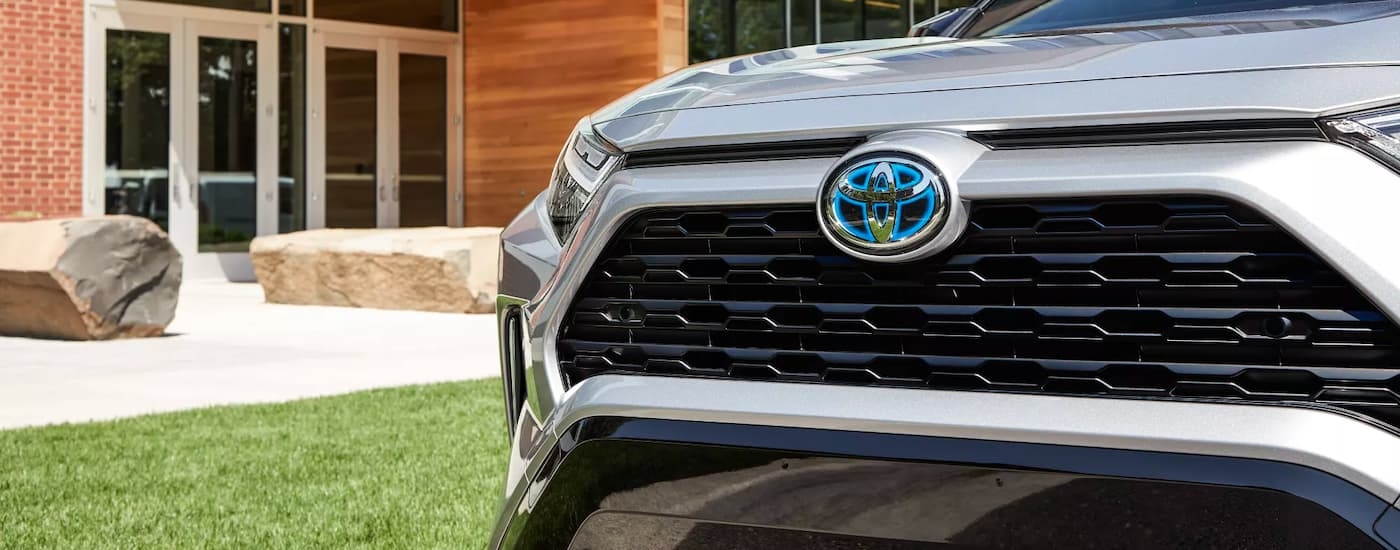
[0,0,82,220]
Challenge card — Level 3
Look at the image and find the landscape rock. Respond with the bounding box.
[250,227,501,314]
[0,216,183,340]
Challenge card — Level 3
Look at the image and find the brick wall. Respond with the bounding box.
[0,0,84,220]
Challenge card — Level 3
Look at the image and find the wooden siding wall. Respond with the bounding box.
[465,0,680,227]
[659,0,688,74]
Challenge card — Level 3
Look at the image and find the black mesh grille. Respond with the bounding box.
[558,197,1400,428]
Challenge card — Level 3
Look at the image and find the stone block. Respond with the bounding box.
[251,227,501,314]
[0,216,183,340]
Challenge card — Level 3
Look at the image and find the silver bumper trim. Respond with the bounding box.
[555,375,1400,503]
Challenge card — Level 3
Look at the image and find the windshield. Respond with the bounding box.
[970,0,1392,37]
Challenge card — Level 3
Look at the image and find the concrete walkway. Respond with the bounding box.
[0,281,499,429]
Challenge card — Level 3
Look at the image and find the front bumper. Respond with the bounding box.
[492,139,1400,548]
[499,377,1400,549]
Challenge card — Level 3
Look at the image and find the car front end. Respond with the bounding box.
[492,5,1400,549]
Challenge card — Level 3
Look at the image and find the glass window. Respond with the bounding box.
[145,0,271,12]
[915,0,980,21]
[315,0,459,32]
[279,0,306,16]
[398,53,449,228]
[735,0,785,56]
[865,0,911,39]
[197,37,260,253]
[689,0,972,64]
[914,0,936,21]
[820,0,861,43]
[971,0,1381,37]
[279,24,307,234]
[105,30,171,230]
[689,0,734,64]
[324,48,378,229]
[791,1,817,46]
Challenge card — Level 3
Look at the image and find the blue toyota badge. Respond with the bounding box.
[819,153,952,260]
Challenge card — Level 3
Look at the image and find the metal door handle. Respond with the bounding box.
[171,161,184,204]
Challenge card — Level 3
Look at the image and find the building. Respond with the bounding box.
[1,0,959,279]
[689,0,975,63]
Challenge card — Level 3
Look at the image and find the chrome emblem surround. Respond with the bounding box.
[818,151,959,262]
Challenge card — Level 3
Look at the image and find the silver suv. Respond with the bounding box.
[492,1,1400,548]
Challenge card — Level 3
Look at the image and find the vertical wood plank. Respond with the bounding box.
[464,0,671,227]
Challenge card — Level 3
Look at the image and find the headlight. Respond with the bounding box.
[546,120,622,244]
[1323,107,1400,173]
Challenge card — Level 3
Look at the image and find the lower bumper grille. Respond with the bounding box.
[558,197,1400,428]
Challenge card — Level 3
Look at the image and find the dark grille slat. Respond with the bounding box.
[560,340,1399,399]
[562,339,1400,379]
[559,197,1400,428]
[568,301,1387,354]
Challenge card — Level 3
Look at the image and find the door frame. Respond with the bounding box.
[309,30,462,230]
[84,2,277,280]
[183,19,278,279]
[83,6,179,221]
[311,31,393,228]
[83,0,465,279]
[398,38,462,229]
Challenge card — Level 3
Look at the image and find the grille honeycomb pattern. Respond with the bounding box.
[558,198,1400,427]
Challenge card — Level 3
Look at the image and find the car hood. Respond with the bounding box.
[594,5,1400,150]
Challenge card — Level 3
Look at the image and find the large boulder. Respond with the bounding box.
[0,216,182,340]
[250,227,501,314]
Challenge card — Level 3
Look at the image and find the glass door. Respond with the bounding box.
[87,3,461,279]
[310,33,459,229]
[187,20,277,256]
[313,33,388,228]
[396,42,452,228]
[89,8,276,279]
[89,10,177,233]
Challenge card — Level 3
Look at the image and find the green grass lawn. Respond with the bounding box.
[0,379,509,549]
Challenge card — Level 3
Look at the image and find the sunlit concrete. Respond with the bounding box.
[0,280,499,429]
